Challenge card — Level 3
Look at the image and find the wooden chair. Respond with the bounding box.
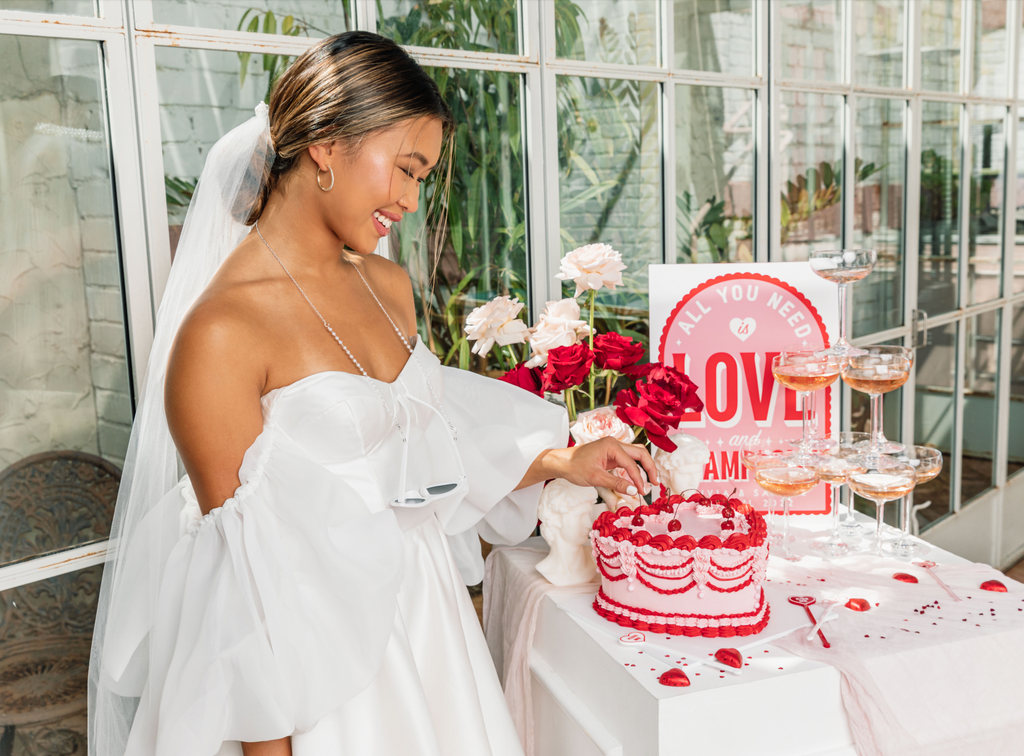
[0,451,119,755]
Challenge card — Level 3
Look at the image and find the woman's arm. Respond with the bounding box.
[165,299,267,515]
[516,437,659,495]
[242,738,292,756]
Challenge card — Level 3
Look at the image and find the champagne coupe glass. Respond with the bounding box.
[835,432,872,538]
[808,451,867,557]
[841,345,913,460]
[808,249,877,357]
[847,458,916,555]
[883,446,943,558]
[739,440,787,544]
[753,456,820,561]
[772,347,840,459]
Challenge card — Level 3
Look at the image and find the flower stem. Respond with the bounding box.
[566,387,577,422]
[588,290,596,410]
[505,344,519,367]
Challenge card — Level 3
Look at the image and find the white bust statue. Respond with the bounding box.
[536,479,599,586]
[652,433,711,496]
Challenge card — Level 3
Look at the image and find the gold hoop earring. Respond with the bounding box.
[317,165,335,192]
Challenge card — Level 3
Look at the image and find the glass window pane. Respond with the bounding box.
[675,85,754,264]
[921,0,962,92]
[778,90,843,260]
[919,100,961,317]
[962,311,999,504]
[0,564,101,746]
[852,97,905,338]
[673,0,753,77]
[914,321,957,529]
[967,104,1005,307]
[1010,301,1024,480]
[1015,117,1024,295]
[971,0,1007,98]
[853,0,904,89]
[391,69,527,375]
[777,0,842,82]
[377,0,518,55]
[557,76,660,345]
[553,0,659,67]
[150,1,353,35]
[0,36,131,556]
[156,47,266,249]
[0,0,95,13]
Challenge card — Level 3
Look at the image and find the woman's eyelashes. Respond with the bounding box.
[401,166,425,184]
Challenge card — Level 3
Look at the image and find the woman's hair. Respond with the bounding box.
[245,31,454,226]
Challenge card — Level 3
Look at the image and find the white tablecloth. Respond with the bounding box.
[484,521,1024,756]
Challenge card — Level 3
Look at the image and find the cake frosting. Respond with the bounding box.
[589,491,770,637]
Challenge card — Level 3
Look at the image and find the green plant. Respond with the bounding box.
[677,191,752,264]
[780,157,882,245]
[165,176,197,208]
[236,9,308,103]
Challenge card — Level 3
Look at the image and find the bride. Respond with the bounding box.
[88,31,656,756]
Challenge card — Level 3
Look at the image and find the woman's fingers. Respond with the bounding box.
[601,441,646,493]
[618,442,659,487]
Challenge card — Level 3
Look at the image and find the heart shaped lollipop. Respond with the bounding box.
[714,648,743,669]
[618,632,646,645]
[658,668,690,687]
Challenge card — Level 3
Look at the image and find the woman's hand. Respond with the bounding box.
[517,437,659,494]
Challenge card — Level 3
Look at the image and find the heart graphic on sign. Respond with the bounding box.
[729,317,756,341]
[618,632,645,645]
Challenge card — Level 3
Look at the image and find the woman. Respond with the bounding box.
[88,32,655,756]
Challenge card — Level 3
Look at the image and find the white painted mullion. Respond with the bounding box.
[353,0,377,33]
[130,0,152,28]
[0,14,121,38]
[952,316,967,512]
[545,59,667,83]
[0,542,111,594]
[842,92,855,250]
[662,79,676,265]
[961,0,975,98]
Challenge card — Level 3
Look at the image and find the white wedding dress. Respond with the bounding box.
[102,339,567,756]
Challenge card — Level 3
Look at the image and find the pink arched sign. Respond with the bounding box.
[653,264,838,514]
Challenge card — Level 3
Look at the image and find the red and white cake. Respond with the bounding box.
[590,491,770,637]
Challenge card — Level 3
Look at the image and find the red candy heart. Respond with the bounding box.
[893,573,919,584]
[658,668,690,687]
[981,580,1007,593]
[714,648,743,669]
[845,598,871,612]
[619,632,645,645]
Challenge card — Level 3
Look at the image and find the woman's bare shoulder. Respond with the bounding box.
[353,252,416,330]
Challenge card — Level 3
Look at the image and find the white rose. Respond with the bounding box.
[464,295,530,357]
[555,243,627,297]
[524,298,592,368]
[570,406,635,445]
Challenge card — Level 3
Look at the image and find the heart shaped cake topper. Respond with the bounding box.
[658,668,690,687]
[729,317,756,342]
[618,631,646,645]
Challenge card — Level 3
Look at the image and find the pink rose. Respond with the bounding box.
[569,406,636,445]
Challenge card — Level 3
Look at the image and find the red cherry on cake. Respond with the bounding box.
[721,506,734,518]
[667,519,682,532]
[980,579,1007,593]
[720,521,735,532]
[658,668,690,687]
[714,648,743,669]
[631,514,645,527]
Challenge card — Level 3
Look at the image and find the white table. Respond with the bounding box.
[486,514,980,756]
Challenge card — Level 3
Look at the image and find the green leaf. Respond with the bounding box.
[467,166,482,240]
[263,52,276,73]
[238,51,251,87]
[247,15,259,33]
[822,160,834,188]
[236,8,254,31]
[281,14,294,35]
[558,180,616,213]
[569,150,602,186]
[709,223,728,250]
[448,200,464,262]
[263,10,276,35]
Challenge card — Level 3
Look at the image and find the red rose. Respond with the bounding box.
[542,343,595,392]
[614,363,703,451]
[498,364,544,397]
[593,332,644,371]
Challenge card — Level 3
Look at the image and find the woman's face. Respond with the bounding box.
[318,115,443,255]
